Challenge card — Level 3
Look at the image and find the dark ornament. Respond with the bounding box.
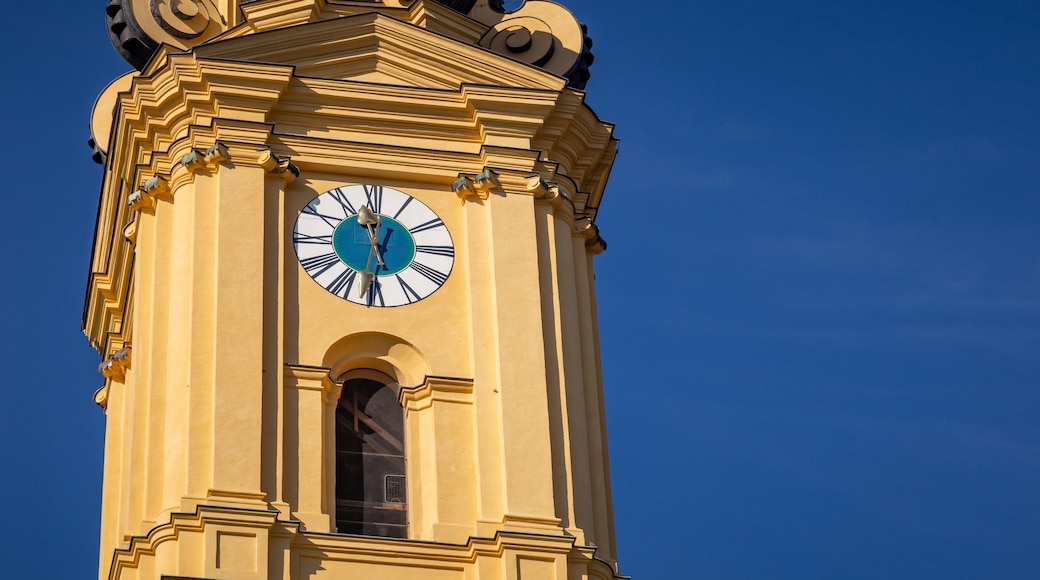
[106,0,160,70]
[431,0,512,13]
[564,23,594,90]
[89,136,108,165]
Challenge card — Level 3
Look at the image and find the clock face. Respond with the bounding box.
[293,185,454,307]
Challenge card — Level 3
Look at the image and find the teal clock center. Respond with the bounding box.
[332,215,416,276]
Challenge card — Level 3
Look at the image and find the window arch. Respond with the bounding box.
[334,370,407,538]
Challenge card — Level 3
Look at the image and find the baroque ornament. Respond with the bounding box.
[106,0,225,69]
[103,0,593,88]
[469,0,594,89]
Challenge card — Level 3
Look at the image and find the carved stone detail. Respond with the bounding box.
[259,150,300,182]
[106,0,161,70]
[127,189,156,214]
[123,218,139,244]
[105,0,226,70]
[472,1,595,89]
[576,220,607,254]
[106,0,595,87]
[94,385,110,410]
[89,72,137,165]
[454,169,500,201]
[150,0,222,40]
[182,142,230,174]
[99,346,133,381]
[527,176,570,206]
[142,175,171,198]
[180,149,208,173]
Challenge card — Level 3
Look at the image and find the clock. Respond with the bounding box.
[293,184,454,307]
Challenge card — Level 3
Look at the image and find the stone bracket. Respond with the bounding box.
[182,142,231,174]
[453,169,499,201]
[577,220,607,255]
[259,150,300,182]
[260,149,301,181]
[98,346,133,381]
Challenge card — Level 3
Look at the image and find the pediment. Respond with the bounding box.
[193,12,566,91]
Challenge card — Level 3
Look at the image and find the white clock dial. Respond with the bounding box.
[293,185,454,307]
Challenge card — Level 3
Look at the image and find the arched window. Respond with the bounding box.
[335,374,407,538]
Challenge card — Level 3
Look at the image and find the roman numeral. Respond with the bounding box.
[326,268,357,298]
[408,217,444,234]
[366,278,385,307]
[415,245,454,257]
[300,252,341,277]
[396,275,422,304]
[364,184,383,214]
[293,232,333,245]
[301,205,341,229]
[410,262,449,286]
[392,195,414,219]
[328,188,356,215]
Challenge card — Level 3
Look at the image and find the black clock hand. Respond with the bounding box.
[370,215,385,267]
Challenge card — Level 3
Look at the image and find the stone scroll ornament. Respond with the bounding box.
[106,0,226,70]
[439,0,594,89]
[104,0,593,89]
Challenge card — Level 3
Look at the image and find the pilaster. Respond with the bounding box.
[400,376,477,543]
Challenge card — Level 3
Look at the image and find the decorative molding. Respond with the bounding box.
[283,364,340,404]
[123,217,139,244]
[399,376,475,411]
[108,506,621,580]
[98,346,133,381]
[283,363,332,382]
[109,505,290,580]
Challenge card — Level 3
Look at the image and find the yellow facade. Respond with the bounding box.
[86,1,621,578]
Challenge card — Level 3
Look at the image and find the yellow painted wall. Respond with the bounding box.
[86,3,621,579]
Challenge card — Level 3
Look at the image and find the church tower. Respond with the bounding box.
[84,1,621,579]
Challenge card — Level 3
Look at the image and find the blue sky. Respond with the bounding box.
[1,1,1037,577]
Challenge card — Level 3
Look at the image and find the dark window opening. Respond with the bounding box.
[335,377,407,538]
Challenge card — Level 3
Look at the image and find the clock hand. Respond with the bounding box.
[358,237,378,298]
[357,206,385,267]
[358,269,374,298]
[370,215,385,267]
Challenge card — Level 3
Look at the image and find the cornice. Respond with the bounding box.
[399,375,474,410]
[233,0,489,49]
[108,504,624,580]
[297,526,625,578]
[108,505,289,580]
[196,11,565,91]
